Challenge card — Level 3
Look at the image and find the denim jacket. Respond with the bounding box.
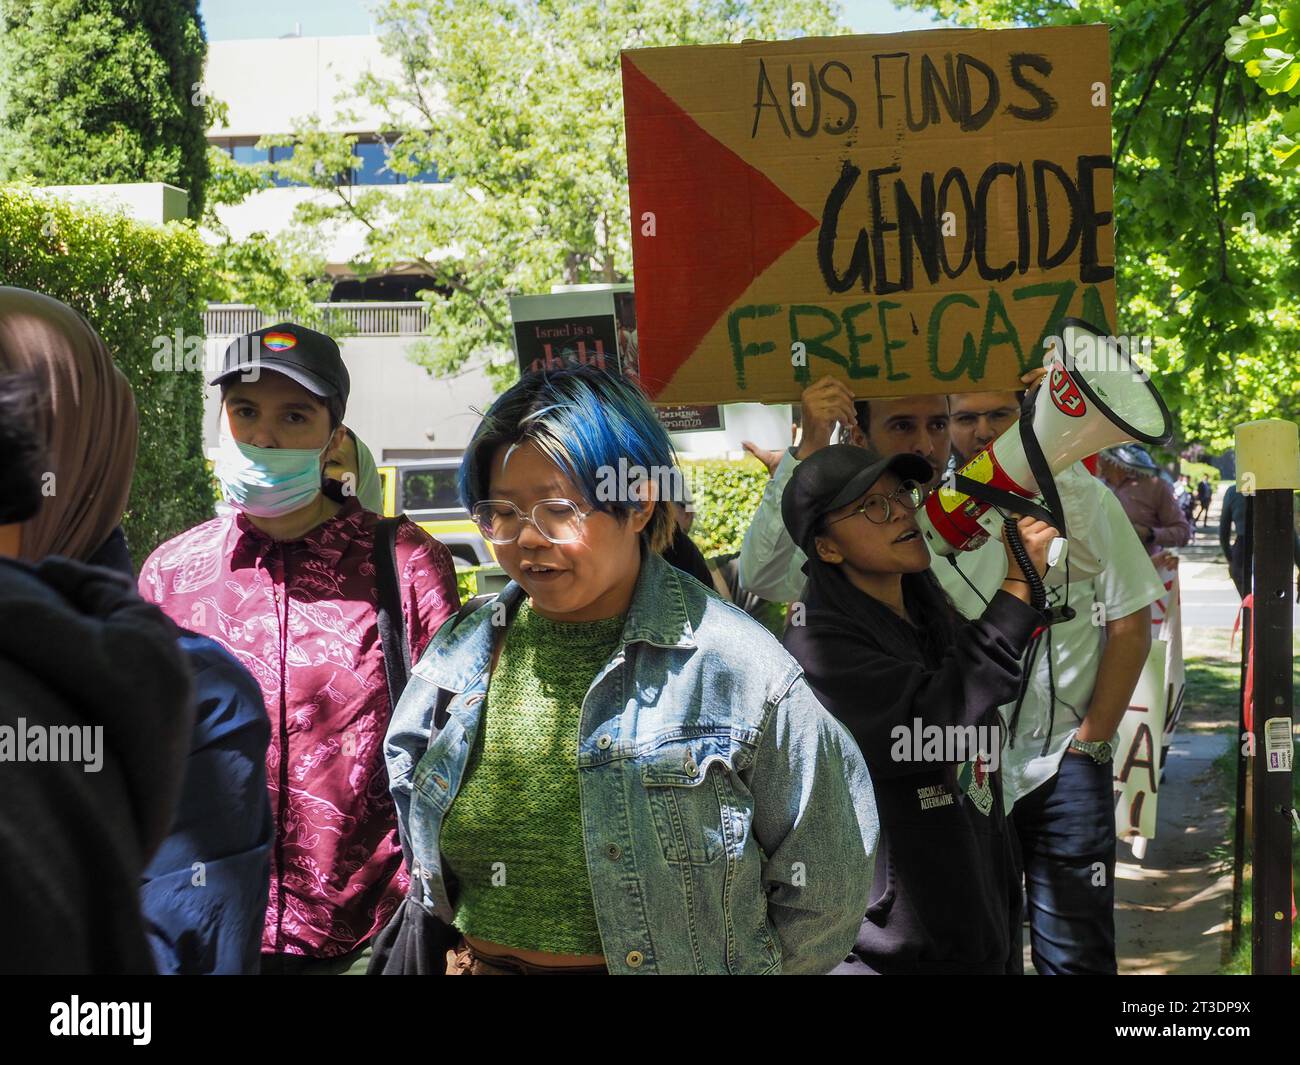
[385,549,879,974]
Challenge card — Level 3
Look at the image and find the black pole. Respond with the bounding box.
[1230,494,1252,952]
[1250,485,1295,975]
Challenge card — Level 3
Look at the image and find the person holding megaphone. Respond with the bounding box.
[781,444,1058,974]
[738,321,1170,974]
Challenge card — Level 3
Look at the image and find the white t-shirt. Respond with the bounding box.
[932,482,1165,805]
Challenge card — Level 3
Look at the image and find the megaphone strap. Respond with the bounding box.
[952,474,1057,526]
[1017,383,1069,539]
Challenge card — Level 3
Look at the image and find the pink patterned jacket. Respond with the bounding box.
[139,499,458,958]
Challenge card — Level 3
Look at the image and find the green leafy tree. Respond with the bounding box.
[1225,6,1300,165]
[242,0,846,389]
[0,0,213,218]
[895,0,1299,448]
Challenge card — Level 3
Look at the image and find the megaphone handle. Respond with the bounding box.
[1003,514,1048,612]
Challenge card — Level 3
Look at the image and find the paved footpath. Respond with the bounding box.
[1113,732,1234,975]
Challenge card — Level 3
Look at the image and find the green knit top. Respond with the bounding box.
[439,600,626,955]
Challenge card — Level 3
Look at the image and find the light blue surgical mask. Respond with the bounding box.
[213,422,329,518]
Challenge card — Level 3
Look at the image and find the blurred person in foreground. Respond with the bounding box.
[0,290,196,974]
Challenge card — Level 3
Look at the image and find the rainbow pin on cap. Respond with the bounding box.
[211,322,350,409]
[261,331,298,352]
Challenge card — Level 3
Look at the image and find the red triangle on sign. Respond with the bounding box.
[622,53,819,399]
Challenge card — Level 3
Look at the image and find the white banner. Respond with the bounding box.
[1112,564,1183,846]
[1113,637,1168,841]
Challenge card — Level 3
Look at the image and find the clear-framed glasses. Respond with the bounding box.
[471,498,594,545]
[826,480,927,527]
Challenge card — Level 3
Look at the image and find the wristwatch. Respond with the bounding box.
[1068,737,1114,764]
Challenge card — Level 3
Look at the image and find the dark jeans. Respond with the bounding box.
[1011,751,1117,975]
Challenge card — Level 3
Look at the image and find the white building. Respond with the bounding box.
[200,33,791,462]
[201,33,494,460]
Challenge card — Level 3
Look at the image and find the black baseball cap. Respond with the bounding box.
[210,322,350,410]
[782,445,933,557]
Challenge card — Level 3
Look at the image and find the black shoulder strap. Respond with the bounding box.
[374,515,411,708]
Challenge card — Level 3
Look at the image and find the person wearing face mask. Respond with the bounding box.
[383,365,878,975]
[138,322,460,974]
[781,445,1057,974]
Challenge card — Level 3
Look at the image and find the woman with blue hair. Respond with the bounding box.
[384,365,879,975]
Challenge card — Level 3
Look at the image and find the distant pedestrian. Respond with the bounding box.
[1174,475,1195,525]
[1097,446,1193,556]
[1195,475,1212,527]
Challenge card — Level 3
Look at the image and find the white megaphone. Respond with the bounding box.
[920,317,1173,578]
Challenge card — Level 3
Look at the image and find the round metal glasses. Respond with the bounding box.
[825,480,927,527]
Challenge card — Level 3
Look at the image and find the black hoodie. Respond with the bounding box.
[0,557,194,974]
[784,561,1041,974]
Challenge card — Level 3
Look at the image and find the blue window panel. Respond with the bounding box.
[269,144,299,187]
[352,141,389,185]
[232,144,268,166]
[410,161,440,183]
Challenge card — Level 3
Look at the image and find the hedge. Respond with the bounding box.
[678,457,770,557]
[0,185,213,567]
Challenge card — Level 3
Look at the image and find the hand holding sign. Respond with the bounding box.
[795,377,858,459]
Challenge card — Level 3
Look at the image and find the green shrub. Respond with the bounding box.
[0,185,213,566]
[680,457,771,557]
[1181,460,1221,487]
[455,567,478,603]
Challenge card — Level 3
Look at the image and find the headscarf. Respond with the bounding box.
[323,428,384,513]
[0,287,138,563]
[351,430,384,514]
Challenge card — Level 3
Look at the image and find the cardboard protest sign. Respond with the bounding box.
[622,26,1116,404]
[1151,564,1185,755]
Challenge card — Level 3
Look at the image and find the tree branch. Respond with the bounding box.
[1115,0,1217,161]
[1208,58,1230,282]
[1172,50,1225,173]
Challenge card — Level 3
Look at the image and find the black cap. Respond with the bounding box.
[782,445,934,557]
[210,322,350,410]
